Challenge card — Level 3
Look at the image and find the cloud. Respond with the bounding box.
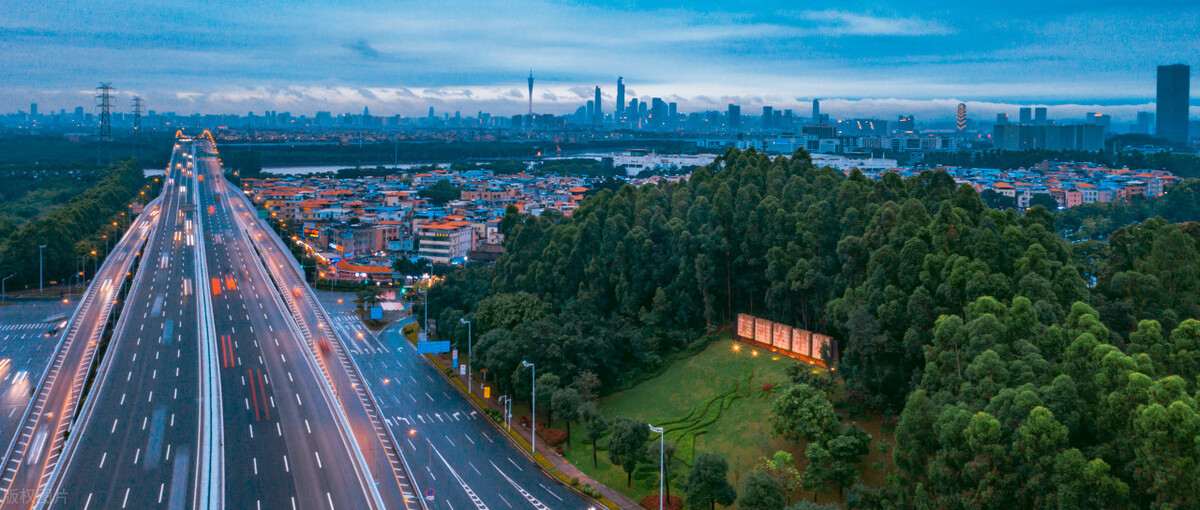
[342,39,380,59]
[795,10,953,36]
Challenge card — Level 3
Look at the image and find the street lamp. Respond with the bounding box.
[521,360,535,454]
[1,274,13,303]
[497,395,513,431]
[76,256,87,287]
[91,250,97,275]
[408,428,433,466]
[460,317,472,392]
[649,423,665,510]
[38,244,46,293]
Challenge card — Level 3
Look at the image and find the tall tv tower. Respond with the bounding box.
[527,70,534,129]
[97,82,115,142]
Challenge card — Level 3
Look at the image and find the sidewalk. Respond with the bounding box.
[433,355,644,510]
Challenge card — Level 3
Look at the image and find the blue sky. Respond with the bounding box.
[2,0,1198,122]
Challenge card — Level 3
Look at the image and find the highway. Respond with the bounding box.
[319,301,598,510]
[47,143,202,510]
[192,138,388,509]
[218,155,422,510]
[0,165,157,508]
[0,300,75,445]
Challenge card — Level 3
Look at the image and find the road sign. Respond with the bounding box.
[426,488,435,500]
[459,365,466,375]
[452,349,458,368]
[484,386,490,399]
[417,340,451,354]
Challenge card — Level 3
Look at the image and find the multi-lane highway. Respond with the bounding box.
[0,176,155,509]
[319,299,598,510]
[192,137,397,509]
[47,143,202,510]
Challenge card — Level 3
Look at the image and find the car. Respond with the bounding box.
[318,338,331,356]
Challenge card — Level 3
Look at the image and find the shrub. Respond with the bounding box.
[538,427,568,447]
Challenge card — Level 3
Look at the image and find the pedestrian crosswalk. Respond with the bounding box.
[0,323,43,332]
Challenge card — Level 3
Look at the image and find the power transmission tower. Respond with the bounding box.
[96,83,115,142]
[132,96,143,132]
[132,96,144,158]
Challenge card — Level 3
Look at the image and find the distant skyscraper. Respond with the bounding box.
[616,77,625,115]
[30,103,37,117]
[996,113,1009,125]
[956,103,967,131]
[668,102,677,123]
[1019,107,1032,125]
[1034,107,1047,125]
[728,104,741,130]
[1157,64,1190,143]
[428,106,435,119]
[1135,111,1155,134]
[812,99,820,122]
[586,100,594,122]
[762,106,773,129]
[651,98,667,127]
[593,86,602,125]
[898,115,914,133]
[363,106,369,117]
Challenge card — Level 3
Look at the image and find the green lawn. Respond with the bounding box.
[563,335,801,504]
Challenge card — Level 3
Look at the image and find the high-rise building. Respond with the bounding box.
[1157,64,1190,143]
[650,98,667,127]
[668,102,677,122]
[762,106,774,129]
[616,77,625,115]
[593,86,602,125]
[1019,107,1032,125]
[956,103,967,131]
[1085,112,1111,133]
[30,103,38,118]
[586,100,594,123]
[812,99,820,122]
[1135,111,1155,134]
[997,113,1009,125]
[728,104,741,130]
[898,115,915,133]
[1034,107,1047,125]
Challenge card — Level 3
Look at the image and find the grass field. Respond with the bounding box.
[562,334,800,504]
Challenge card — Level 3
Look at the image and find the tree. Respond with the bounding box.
[392,257,431,276]
[803,424,872,503]
[739,469,785,510]
[684,452,737,510]
[608,417,649,488]
[771,383,837,443]
[418,178,461,206]
[1029,194,1060,211]
[582,403,610,469]
[550,387,583,442]
[757,451,801,504]
[535,373,561,425]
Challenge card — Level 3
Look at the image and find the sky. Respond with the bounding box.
[2,0,1199,122]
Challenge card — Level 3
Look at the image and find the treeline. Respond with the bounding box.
[0,163,106,236]
[223,139,693,167]
[0,159,147,288]
[430,148,1086,415]
[869,297,1200,508]
[1056,178,1200,240]
[922,149,1200,178]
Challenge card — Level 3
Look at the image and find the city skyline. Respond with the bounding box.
[4,1,1199,120]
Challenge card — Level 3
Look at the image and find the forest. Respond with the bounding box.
[0,159,149,288]
[425,148,1200,507]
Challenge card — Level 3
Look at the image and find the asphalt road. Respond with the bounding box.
[193,139,380,510]
[0,170,157,509]
[316,297,598,510]
[0,302,75,449]
[48,144,201,510]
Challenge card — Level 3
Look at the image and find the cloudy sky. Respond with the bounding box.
[3,0,1198,122]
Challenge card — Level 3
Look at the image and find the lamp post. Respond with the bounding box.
[38,244,46,293]
[460,317,472,391]
[649,423,665,510]
[76,256,86,287]
[498,395,512,431]
[1,274,13,303]
[407,429,433,466]
[521,360,535,454]
[91,250,97,276]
